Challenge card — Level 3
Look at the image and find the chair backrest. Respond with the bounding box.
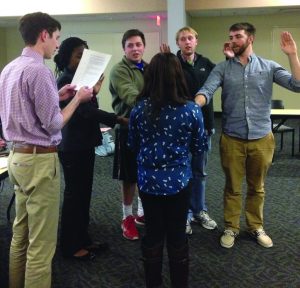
[271,99,284,109]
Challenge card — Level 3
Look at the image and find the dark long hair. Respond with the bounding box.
[53,37,88,76]
[138,52,190,119]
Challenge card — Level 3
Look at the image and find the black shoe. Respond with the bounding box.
[69,251,96,261]
[85,242,109,254]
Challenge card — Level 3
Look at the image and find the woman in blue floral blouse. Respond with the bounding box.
[128,52,207,288]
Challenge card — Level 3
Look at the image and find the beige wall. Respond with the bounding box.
[0,28,6,70]
[0,0,166,17]
[3,18,167,112]
[4,26,23,65]
[191,12,300,110]
[2,12,300,111]
[186,0,300,10]
[2,0,298,17]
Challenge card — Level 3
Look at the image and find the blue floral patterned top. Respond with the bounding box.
[128,99,207,195]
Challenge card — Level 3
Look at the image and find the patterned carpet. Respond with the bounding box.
[0,117,299,288]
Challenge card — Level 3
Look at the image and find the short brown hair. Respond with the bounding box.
[176,26,198,42]
[121,29,145,49]
[229,22,256,37]
[19,12,61,45]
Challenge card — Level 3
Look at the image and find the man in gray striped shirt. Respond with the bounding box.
[195,22,300,249]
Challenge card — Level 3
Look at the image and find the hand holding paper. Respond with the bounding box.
[58,84,76,101]
[71,49,112,90]
[93,74,105,95]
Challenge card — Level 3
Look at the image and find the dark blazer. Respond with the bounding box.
[57,69,117,151]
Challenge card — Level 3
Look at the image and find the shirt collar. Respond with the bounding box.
[233,53,255,64]
[21,47,44,63]
[123,55,145,70]
[135,61,144,71]
[180,52,197,65]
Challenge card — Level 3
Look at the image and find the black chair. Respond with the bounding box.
[271,99,295,156]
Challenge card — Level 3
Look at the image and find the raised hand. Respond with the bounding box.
[160,43,171,53]
[223,42,234,59]
[93,73,105,95]
[280,31,297,56]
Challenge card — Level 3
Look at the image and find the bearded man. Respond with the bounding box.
[195,22,300,249]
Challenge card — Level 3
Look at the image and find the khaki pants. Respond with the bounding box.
[8,151,60,288]
[220,133,274,233]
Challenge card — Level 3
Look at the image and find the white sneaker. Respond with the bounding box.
[186,220,192,235]
[220,229,237,248]
[102,131,115,155]
[192,211,217,230]
[250,228,273,248]
[95,145,108,156]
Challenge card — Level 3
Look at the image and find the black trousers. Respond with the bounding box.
[58,149,95,256]
[113,128,137,182]
[140,183,191,249]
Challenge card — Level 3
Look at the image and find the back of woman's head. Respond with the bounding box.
[139,52,189,117]
[54,37,88,75]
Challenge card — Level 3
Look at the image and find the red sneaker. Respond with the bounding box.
[135,215,145,226]
[121,215,139,240]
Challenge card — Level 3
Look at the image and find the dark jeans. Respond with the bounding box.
[140,183,191,248]
[58,149,95,256]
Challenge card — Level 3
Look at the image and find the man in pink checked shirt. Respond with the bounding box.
[0,12,93,288]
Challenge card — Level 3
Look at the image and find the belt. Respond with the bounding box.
[13,143,57,154]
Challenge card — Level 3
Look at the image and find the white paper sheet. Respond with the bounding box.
[71,49,112,90]
[0,157,7,169]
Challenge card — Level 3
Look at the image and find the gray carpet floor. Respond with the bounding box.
[0,117,299,288]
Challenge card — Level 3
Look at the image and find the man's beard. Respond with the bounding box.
[232,42,250,56]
